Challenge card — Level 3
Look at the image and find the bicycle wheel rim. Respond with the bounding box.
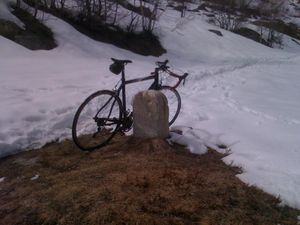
[72,90,122,151]
[160,86,181,126]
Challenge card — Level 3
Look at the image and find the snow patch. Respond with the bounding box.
[168,129,207,154]
[30,174,39,180]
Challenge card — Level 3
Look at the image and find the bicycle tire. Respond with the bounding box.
[72,90,122,151]
[160,86,181,126]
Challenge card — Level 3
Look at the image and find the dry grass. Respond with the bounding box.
[0,135,299,225]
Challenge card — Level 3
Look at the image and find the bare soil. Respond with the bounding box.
[0,135,299,225]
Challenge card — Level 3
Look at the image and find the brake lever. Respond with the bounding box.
[183,73,188,86]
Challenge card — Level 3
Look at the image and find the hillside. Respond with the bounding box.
[1,0,300,214]
[0,136,299,225]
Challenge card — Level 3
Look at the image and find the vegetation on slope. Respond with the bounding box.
[21,0,166,56]
[0,7,56,50]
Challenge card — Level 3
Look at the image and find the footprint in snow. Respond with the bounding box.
[54,106,74,115]
[23,115,45,122]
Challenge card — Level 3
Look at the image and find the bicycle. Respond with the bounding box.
[72,58,188,151]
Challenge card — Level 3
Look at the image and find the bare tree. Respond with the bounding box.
[32,0,39,18]
[94,0,103,15]
[140,0,159,32]
[125,0,139,32]
[16,0,21,8]
[76,0,92,21]
[180,0,187,17]
[58,0,66,9]
[50,0,56,9]
[235,0,254,10]
[214,11,243,31]
[258,25,283,48]
[257,0,285,19]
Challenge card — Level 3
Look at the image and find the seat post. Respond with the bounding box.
[121,66,127,112]
[153,68,159,90]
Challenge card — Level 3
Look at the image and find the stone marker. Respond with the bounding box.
[133,90,169,138]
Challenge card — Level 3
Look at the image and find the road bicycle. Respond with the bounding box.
[72,58,188,151]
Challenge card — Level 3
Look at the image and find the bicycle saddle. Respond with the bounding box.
[109,58,132,75]
[111,58,132,64]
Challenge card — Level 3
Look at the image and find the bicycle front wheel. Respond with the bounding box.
[160,86,181,126]
[72,90,122,151]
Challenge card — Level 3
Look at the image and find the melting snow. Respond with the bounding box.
[30,174,39,181]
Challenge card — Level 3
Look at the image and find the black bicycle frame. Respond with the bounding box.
[94,67,160,121]
[117,67,160,112]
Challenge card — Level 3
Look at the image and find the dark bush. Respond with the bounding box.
[254,20,300,40]
[0,19,23,39]
[70,19,166,56]
[22,0,166,56]
[0,8,57,50]
[12,8,57,50]
[234,27,270,47]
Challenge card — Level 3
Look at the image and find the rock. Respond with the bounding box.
[233,27,270,47]
[208,29,223,36]
[133,90,169,139]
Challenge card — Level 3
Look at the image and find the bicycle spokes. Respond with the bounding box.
[72,90,122,151]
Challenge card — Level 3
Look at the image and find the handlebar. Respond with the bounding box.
[155,59,189,88]
[155,60,169,70]
[167,70,189,88]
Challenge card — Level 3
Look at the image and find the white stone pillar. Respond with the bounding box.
[133,90,169,138]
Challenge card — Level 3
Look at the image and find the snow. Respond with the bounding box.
[168,127,208,154]
[177,59,300,208]
[0,0,24,28]
[30,174,39,180]
[1,2,300,210]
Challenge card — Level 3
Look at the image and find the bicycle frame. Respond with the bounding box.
[94,67,160,128]
[116,67,160,113]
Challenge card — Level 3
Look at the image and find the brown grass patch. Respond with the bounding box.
[0,135,299,225]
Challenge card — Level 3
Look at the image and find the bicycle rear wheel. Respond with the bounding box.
[160,86,181,126]
[72,90,122,151]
